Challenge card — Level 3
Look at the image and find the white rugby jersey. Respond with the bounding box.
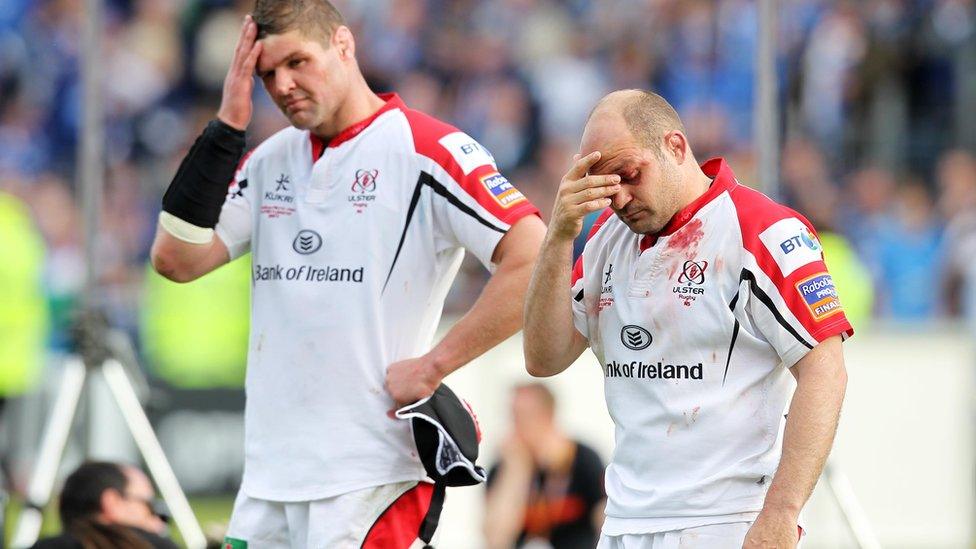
[214,94,538,501]
[570,159,852,534]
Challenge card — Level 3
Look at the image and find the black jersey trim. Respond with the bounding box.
[723,319,740,386]
[723,290,742,386]
[422,172,506,234]
[383,175,426,293]
[741,269,815,350]
[383,171,506,294]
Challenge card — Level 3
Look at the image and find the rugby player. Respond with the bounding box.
[150,1,545,546]
[524,90,851,548]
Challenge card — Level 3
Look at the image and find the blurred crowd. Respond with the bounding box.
[1,0,976,358]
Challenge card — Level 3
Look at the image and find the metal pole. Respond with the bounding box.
[823,462,883,549]
[9,359,87,548]
[755,0,779,198]
[101,360,207,549]
[79,0,104,305]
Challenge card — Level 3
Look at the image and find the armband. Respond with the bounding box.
[161,119,245,228]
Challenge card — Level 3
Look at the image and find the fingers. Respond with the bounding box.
[578,196,613,213]
[564,173,620,199]
[566,150,602,180]
[233,16,259,72]
[244,40,263,75]
[233,16,253,61]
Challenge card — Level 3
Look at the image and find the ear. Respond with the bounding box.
[100,488,124,521]
[663,131,689,165]
[333,26,355,60]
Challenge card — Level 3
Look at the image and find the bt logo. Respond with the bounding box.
[780,228,820,254]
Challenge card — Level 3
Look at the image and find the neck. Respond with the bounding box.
[678,160,712,210]
[312,76,385,140]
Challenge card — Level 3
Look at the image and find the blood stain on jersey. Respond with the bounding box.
[666,218,704,256]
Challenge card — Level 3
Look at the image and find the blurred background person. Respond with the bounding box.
[484,383,605,549]
[939,149,976,327]
[31,461,176,549]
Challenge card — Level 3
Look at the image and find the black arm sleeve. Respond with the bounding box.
[161,119,246,228]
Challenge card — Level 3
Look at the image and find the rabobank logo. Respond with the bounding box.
[481,172,526,209]
[796,272,843,321]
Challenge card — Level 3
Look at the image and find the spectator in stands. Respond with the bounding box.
[939,149,976,324]
[31,461,176,549]
[484,383,606,549]
[874,179,945,319]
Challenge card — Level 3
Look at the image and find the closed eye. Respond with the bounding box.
[288,58,305,69]
[620,170,639,184]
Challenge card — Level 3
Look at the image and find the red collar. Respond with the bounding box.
[310,93,405,160]
[639,158,737,252]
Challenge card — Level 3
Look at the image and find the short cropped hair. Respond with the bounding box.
[591,90,686,158]
[253,0,345,45]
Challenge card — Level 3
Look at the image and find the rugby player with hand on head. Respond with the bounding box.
[150,1,545,546]
[524,90,852,549]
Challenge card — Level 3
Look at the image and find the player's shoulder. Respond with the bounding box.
[400,107,496,172]
[727,183,815,238]
[582,208,622,249]
[243,126,309,167]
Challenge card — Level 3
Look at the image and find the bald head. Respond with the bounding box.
[578,90,710,235]
[588,90,686,158]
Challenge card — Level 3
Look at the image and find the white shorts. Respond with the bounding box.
[597,522,805,549]
[597,522,752,549]
[223,481,439,549]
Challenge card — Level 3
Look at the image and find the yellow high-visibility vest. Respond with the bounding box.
[0,192,48,396]
[141,255,251,388]
[819,231,874,329]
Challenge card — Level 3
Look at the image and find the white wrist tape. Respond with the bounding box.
[159,211,215,244]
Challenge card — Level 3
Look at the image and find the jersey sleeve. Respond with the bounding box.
[571,255,589,339]
[405,110,540,269]
[214,150,254,260]
[737,204,854,368]
[570,209,615,341]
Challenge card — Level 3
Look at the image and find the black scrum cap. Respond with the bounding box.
[395,384,486,487]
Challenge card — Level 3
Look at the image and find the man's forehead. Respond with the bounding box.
[580,116,641,173]
[257,30,322,70]
[581,112,629,151]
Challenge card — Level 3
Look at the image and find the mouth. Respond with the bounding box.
[284,98,307,112]
[619,209,644,224]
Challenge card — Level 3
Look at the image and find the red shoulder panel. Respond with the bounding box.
[402,108,538,225]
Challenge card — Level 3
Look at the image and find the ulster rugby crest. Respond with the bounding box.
[673,259,708,307]
[349,169,378,213]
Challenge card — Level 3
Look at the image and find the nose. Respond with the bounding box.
[610,187,631,211]
[274,71,295,98]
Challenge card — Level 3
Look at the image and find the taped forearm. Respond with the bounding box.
[161,120,245,237]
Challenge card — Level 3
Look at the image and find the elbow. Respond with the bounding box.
[150,246,198,284]
[523,350,558,378]
[525,360,551,378]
